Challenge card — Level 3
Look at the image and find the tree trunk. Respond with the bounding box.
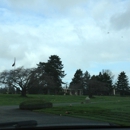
[88,93,93,98]
[55,89,58,95]
[21,88,27,97]
[47,88,50,95]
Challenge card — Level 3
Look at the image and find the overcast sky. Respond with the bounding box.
[0,0,130,84]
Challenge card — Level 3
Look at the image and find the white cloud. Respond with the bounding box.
[0,0,130,83]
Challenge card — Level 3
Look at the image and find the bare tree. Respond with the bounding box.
[88,79,109,98]
[0,66,34,97]
[102,69,114,80]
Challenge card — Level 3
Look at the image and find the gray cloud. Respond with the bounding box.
[7,0,87,16]
[46,0,87,13]
[8,0,87,9]
[110,1,130,30]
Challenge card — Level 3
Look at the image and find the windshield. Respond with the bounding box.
[0,0,130,128]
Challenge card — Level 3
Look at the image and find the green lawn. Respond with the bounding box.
[0,94,130,105]
[0,94,86,105]
[36,104,130,126]
[0,94,130,126]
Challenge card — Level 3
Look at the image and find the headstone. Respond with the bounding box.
[85,96,90,103]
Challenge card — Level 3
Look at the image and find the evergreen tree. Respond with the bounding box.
[97,70,114,94]
[88,71,112,97]
[36,55,66,94]
[69,69,83,89]
[91,75,98,80]
[116,71,129,96]
[83,71,91,89]
[47,55,66,93]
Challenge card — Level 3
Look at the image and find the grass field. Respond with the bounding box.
[0,94,130,126]
[0,94,86,105]
[40,101,130,126]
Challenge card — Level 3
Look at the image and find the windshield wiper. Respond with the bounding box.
[0,120,37,128]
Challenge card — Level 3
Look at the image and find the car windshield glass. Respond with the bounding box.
[0,0,130,128]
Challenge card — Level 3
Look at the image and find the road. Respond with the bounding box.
[0,105,111,126]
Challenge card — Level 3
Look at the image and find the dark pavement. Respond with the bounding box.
[0,105,110,126]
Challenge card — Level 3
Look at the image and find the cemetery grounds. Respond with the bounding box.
[0,94,130,126]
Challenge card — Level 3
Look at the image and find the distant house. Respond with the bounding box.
[63,88,83,95]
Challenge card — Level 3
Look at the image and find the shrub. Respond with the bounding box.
[19,99,53,110]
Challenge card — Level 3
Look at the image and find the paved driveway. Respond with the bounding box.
[0,105,110,126]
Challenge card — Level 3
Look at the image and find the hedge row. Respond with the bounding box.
[19,99,53,110]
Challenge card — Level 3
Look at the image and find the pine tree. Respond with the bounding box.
[97,70,113,94]
[36,55,66,94]
[47,55,66,91]
[69,69,83,89]
[117,71,129,96]
[83,71,91,89]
